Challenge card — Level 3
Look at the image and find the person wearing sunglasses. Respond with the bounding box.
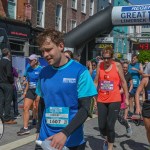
[94,46,129,150]
[91,60,97,81]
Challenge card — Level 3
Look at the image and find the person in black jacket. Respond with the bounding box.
[0,48,17,124]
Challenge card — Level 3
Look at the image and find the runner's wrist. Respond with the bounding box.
[61,129,69,137]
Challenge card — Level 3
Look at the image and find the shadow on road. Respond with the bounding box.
[115,132,130,138]
[85,135,103,150]
[93,127,99,132]
[120,139,149,150]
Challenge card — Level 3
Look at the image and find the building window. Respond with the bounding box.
[55,4,62,32]
[37,0,45,27]
[89,0,94,16]
[71,0,77,9]
[142,25,150,28]
[70,20,77,30]
[81,0,86,13]
[7,0,17,19]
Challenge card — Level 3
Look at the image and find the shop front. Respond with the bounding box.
[0,18,30,56]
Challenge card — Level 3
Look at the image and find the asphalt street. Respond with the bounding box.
[0,110,149,150]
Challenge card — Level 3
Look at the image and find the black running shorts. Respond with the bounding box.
[25,89,37,101]
[142,101,150,118]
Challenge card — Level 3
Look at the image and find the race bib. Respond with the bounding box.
[133,79,138,86]
[45,107,69,127]
[100,81,114,91]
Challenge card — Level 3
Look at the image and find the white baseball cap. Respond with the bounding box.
[28,54,38,60]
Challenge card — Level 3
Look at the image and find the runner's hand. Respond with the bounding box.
[131,67,138,71]
[22,92,26,98]
[135,107,141,115]
[47,132,67,150]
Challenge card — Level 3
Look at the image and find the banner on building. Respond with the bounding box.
[112,5,150,25]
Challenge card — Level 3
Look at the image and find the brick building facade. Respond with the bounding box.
[0,0,97,57]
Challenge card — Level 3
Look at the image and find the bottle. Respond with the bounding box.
[36,140,69,150]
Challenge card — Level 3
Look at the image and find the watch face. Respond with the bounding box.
[133,43,150,50]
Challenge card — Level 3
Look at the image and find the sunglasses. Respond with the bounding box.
[92,64,96,66]
[29,59,35,63]
[102,56,112,60]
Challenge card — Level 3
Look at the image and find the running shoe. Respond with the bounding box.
[14,113,22,119]
[128,111,133,119]
[103,141,108,150]
[126,124,133,137]
[17,127,30,136]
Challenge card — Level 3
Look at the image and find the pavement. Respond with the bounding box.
[0,106,149,150]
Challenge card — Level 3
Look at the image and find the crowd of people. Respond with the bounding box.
[0,28,150,150]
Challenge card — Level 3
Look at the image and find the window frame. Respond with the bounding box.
[55,4,62,32]
[36,0,45,28]
[70,19,77,30]
[89,0,94,16]
[71,0,77,10]
[81,0,86,14]
[7,0,17,19]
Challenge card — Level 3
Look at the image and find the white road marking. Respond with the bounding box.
[0,115,98,149]
[0,134,36,150]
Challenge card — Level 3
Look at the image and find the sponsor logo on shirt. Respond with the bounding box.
[63,78,76,83]
[35,72,39,74]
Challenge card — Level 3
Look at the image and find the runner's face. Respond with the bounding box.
[64,52,71,59]
[29,59,37,68]
[132,56,137,64]
[102,53,112,67]
[123,64,128,74]
[92,63,97,70]
[40,37,64,67]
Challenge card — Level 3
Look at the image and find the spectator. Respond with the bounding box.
[0,48,17,124]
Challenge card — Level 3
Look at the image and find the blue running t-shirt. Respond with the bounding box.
[26,65,43,89]
[128,63,141,88]
[36,59,97,147]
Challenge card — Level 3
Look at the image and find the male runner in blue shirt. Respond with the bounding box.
[35,28,97,150]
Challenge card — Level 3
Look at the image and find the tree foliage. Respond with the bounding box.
[138,50,150,64]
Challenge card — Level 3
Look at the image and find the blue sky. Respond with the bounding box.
[129,0,150,5]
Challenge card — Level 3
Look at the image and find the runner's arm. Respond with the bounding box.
[61,96,93,137]
[135,63,143,75]
[117,62,129,105]
[62,69,97,137]
[135,78,147,114]
[129,79,133,93]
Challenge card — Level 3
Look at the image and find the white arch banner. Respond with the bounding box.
[112,5,150,25]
